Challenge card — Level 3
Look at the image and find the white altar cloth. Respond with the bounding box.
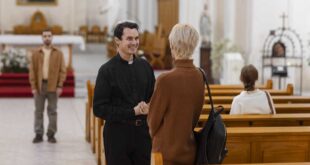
[0,35,85,70]
[0,35,85,50]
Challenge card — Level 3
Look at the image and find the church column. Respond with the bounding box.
[0,0,3,34]
[234,0,253,63]
[70,0,75,34]
[150,0,158,32]
[105,0,120,29]
[213,0,224,41]
[74,0,87,32]
[178,0,205,66]
[137,0,157,32]
[223,0,235,41]
[127,0,139,25]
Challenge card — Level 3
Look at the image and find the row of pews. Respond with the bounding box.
[85,79,310,165]
[85,80,105,165]
[202,80,310,164]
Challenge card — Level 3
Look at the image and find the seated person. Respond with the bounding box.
[230,64,276,114]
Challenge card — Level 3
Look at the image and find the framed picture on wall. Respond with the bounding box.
[17,0,57,6]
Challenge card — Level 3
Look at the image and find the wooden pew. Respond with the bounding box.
[85,80,93,142]
[205,84,293,96]
[89,84,96,153]
[199,113,310,126]
[205,96,310,104]
[88,82,106,165]
[95,118,106,165]
[194,126,310,164]
[100,120,106,165]
[151,152,163,165]
[210,79,273,90]
[202,103,310,114]
[149,153,310,165]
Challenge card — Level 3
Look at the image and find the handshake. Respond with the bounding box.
[134,101,149,115]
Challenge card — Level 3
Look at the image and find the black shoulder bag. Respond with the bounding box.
[195,68,228,165]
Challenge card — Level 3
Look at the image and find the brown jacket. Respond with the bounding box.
[148,60,205,165]
[29,46,66,92]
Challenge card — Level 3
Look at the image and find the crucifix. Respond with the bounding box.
[280,13,288,30]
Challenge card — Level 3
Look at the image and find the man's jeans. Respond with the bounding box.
[34,82,58,137]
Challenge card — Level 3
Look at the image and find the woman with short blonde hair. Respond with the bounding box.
[169,24,199,59]
[148,24,205,165]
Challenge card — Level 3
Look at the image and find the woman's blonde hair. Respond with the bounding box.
[169,24,199,59]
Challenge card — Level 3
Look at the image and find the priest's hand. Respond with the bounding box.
[134,101,149,115]
[140,102,149,115]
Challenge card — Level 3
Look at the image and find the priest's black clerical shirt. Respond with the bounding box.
[93,54,155,122]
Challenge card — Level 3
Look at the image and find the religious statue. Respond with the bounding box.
[199,2,211,47]
[272,41,286,57]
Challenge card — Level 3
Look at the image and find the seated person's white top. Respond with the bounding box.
[230,89,276,114]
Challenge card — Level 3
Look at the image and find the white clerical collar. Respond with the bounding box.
[128,55,135,64]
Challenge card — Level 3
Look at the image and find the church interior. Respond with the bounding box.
[1,0,310,164]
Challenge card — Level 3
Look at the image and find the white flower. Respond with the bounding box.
[0,48,29,73]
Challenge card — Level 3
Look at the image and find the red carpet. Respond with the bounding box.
[0,72,75,97]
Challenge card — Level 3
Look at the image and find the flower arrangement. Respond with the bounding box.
[0,48,29,73]
[211,39,242,81]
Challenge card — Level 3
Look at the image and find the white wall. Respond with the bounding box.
[225,0,310,92]
[0,0,82,33]
[246,0,310,93]
[87,0,107,28]
[287,0,310,93]
[0,0,157,34]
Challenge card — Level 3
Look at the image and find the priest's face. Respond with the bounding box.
[115,28,139,56]
[42,31,53,46]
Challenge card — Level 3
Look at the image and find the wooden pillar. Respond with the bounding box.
[67,44,73,72]
[158,0,179,36]
[200,43,214,84]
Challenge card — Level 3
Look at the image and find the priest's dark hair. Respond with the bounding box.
[113,21,139,40]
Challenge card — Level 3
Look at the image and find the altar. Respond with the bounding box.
[0,35,85,71]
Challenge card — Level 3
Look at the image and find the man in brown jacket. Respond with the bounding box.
[29,29,66,143]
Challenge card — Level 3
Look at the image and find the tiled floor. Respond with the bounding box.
[0,43,166,165]
[0,44,108,165]
[0,98,96,165]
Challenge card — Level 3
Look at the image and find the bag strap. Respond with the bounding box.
[198,68,214,110]
[264,91,275,114]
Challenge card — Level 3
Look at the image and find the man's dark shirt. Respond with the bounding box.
[93,54,155,122]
